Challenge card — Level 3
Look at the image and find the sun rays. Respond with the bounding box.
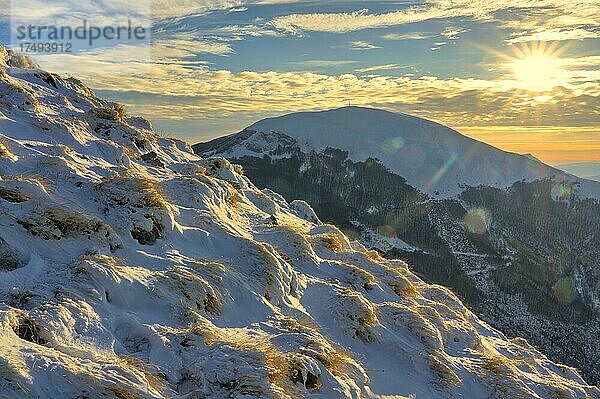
[507,41,569,91]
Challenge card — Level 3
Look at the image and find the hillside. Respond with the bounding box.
[195,109,600,385]
[1,46,599,398]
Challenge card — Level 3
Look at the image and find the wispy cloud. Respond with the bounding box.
[270,7,455,34]
[356,64,408,73]
[349,41,381,50]
[286,59,358,69]
[381,32,433,40]
[441,27,467,40]
[507,28,600,43]
[268,1,600,44]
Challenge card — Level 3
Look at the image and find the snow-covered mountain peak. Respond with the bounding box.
[218,106,600,198]
[249,106,445,153]
[1,49,599,398]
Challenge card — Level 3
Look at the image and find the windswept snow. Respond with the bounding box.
[217,107,600,198]
[0,46,599,399]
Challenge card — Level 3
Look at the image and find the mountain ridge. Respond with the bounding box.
[197,106,600,199]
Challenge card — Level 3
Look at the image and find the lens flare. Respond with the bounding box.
[463,207,490,234]
[425,153,458,191]
[552,278,576,304]
[381,136,405,154]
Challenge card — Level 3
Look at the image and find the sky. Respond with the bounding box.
[0,0,599,165]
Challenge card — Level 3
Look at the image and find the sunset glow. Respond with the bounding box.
[2,0,597,166]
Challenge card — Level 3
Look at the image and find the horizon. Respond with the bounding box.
[184,105,600,167]
[1,0,599,166]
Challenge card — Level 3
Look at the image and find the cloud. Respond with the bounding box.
[268,1,600,44]
[441,27,467,40]
[270,7,456,34]
[507,28,600,43]
[286,60,358,69]
[381,32,433,40]
[356,64,407,73]
[349,41,381,50]
[33,47,600,134]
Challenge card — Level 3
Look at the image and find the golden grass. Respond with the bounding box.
[108,385,140,399]
[225,193,240,206]
[187,319,304,397]
[482,354,514,375]
[335,288,378,343]
[95,174,169,211]
[321,234,344,252]
[0,187,30,203]
[280,315,358,378]
[122,146,138,159]
[365,250,384,262]
[276,224,315,258]
[428,352,461,388]
[18,207,114,241]
[385,268,421,298]
[118,356,168,393]
[300,338,358,379]
[114,104,125,121]
[0,140,13,159]
[243,340,302,396]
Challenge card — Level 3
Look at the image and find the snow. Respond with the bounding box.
[241,106,600,198]
[0,45,599,399]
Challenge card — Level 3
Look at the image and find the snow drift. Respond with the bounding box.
[0,46,598,399]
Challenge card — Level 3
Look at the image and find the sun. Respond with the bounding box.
[506,42,567,91]
[511,54,563,89]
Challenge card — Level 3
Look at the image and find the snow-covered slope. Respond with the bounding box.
[1,47,599,399]
[199,107,600,198]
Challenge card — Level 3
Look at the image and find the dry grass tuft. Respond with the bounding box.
[0,187,30,203]
[428,352,461,388]
[0,140,15,159]
[321,234,344,253]
[300,338,358,379]
[122,146,138,159]
[188,316,221,346]
[187,319,309,396]
[385,268,421,298]
[365,250,384,262]
[118,356,168,393]
[333,288,378,342]
[482,354,514,376]
[336,261,379,291]
[164,267,223,318]
[96,174,170,211]
[108,385,140,399]
[18,207,117,246]
[225,193,240,206]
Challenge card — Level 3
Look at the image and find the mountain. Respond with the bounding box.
[1,45,599,399]
[194,107,600,385]
[558,162,600,182]
[195,107,600,198]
